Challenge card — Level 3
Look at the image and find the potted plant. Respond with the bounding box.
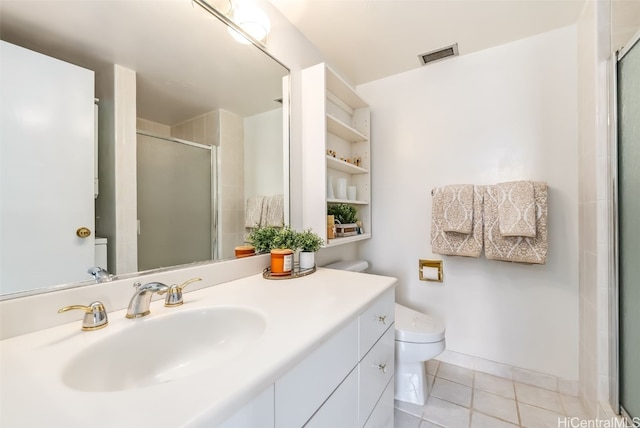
[246,226,279,254]
[271,226,298,251]
[248,226,299,275]
[270,226,298,276]
[327,204,359,237]
[295,228,324,269]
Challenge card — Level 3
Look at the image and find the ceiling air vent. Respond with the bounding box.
[418,43,459,66]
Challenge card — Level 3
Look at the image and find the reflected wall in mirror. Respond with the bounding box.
[0,0,289,299]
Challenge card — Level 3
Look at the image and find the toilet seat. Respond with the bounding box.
[395,303,445,343]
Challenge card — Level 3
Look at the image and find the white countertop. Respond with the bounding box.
[0,268,396,427]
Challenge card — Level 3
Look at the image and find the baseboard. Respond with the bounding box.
[434,349,580,396]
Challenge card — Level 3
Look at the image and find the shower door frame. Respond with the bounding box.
[610,28,640,422]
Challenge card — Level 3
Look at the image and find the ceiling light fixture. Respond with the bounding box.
[228,2,271,44]
[207,0,233,15]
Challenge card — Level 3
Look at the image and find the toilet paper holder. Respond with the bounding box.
[419,259,443,282]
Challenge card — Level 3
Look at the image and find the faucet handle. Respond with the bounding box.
[165,277,202,307]
[58,301,108,331]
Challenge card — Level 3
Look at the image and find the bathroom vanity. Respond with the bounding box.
[0,268,396,427]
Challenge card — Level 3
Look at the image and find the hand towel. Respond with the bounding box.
[484,182,548,264]
[441,184,474,234]
[262,194,285,227]
[431,185,484,258]
[496,181,536,237]
[245,196,265,228]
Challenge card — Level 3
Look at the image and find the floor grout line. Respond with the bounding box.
[394,362,590,428]
[513,376,523,427]
[468,370,475,428]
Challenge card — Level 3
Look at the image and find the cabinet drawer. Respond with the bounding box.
[363,376,394,428]
[275,318,358,428]
[304,367,358,428]
[358,326,395,427]
[359,289,394,359]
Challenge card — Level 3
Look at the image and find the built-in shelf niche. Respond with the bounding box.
[302,63,371,246]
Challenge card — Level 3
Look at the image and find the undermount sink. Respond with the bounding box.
[62,306,266,392]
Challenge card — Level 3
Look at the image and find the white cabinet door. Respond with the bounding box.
[275,319,358,428]
[0,41,95,294]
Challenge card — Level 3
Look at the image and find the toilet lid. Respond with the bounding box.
[395,303,445,343]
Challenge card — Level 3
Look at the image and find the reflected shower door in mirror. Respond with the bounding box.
[136,128,215,271]
[0,0,289,298]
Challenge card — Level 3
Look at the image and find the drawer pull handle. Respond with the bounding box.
[377,315,387,325]
[377,363,387,374]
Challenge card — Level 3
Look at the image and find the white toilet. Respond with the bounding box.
[324,260,446,406]
[394,302,446,405]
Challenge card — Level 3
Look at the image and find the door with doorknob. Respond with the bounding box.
[0,41,95,294]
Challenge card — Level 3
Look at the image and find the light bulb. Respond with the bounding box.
[228,4,270,44]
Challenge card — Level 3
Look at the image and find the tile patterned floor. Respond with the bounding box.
[394,361,590,428]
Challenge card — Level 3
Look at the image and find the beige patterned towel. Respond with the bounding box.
[484,182,548,264]
[496,181,536,237]
[441,184,474,234]
[431,185,484,258]
[245,196,265,228]
[262,194,285,227]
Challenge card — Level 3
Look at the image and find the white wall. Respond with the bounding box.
[95,64,138,276]
[219,110,245,259]
[578,0,640,415]
[259,0,360,261]
[245,108,284,198]
[358,26,579,380]
[577,0,611,414]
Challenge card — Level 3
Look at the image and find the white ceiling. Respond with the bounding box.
[269,0,587,85]
[0,0,287,124]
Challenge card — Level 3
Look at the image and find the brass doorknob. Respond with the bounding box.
[76,227,92,238]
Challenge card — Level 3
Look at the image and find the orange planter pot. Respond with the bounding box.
[270,249,293,276]
[235,245,256,258]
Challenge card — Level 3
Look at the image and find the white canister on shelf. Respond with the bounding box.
[327,176,335,199]
[336,178,347,199]
[347,186,357,201]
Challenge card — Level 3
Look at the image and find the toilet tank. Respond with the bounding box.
[324,260,369,273]
[95,237,108,268]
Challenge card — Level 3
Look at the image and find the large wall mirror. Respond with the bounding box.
[0,0,289,299]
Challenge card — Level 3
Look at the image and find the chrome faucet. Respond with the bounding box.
[88,266,112,283]
[126,281,169,319]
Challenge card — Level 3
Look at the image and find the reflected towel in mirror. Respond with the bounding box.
[261,194,284,227]
[245,196,266,228]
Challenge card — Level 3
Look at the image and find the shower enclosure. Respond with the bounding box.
[615,31,639,423]
[136,131,217,271]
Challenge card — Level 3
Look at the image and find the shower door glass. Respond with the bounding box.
[137,133,214,271]
[617,34,640,422]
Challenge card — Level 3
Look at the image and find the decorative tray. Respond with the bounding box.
[263,264,316,280]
